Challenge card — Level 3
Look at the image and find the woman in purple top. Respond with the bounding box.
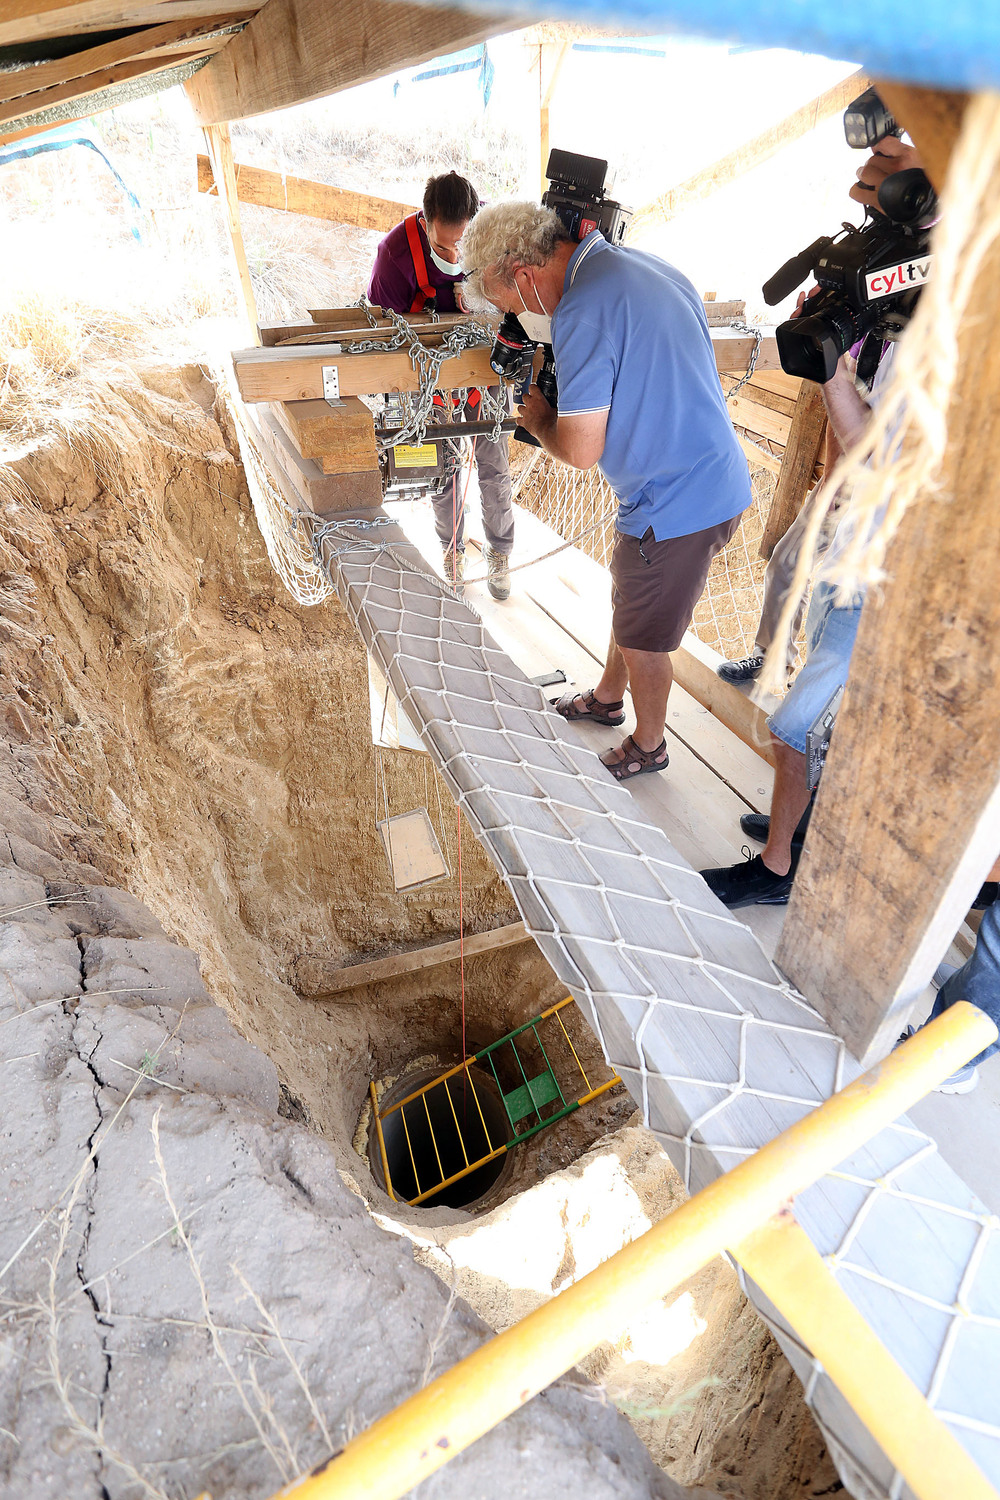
[368,173,515,598]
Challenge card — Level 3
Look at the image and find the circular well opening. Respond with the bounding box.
[369,1064,511,1210]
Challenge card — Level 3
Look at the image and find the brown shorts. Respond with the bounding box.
[609,514,742,653]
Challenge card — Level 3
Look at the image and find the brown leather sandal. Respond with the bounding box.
[554,687,626,727]
[600,735,670,782]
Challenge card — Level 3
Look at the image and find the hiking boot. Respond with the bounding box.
[483,543,511,602]
[717,653,764,684]
[699,848,796,909]
[895,1024,979,1094]
[442,546,465,592]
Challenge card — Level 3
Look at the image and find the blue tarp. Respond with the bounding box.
[434,1,1000,93]
[0,122,145,241]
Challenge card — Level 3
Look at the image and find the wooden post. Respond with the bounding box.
[758,380,826,560]
[776,91,1000,1063]
[538,39,570,196]
[202,121,259,340]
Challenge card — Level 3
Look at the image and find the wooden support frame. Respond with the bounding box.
[184,0,514,124]
[197,155,417,233]
[296,920,531,996]
[631,69,869,233]
[0,0,256,49]
[202,121,259,340]
[538,38,570,196]
[758,380,827,560]
[776,87,1000,1063]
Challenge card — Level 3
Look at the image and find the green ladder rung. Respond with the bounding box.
[503,1069,561,1125]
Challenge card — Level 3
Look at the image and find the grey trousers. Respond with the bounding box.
[754,489,836,665]
[432,388,515,557]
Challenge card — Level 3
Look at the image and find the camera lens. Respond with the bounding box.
[776,301,870,383]
[490,312,533,380]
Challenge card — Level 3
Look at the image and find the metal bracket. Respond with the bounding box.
[322,365,341,402]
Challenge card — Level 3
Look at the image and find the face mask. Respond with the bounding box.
[516,280,553,343]
[428,244,463,278]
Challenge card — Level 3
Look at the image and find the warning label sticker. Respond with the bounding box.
[393,444,439,469]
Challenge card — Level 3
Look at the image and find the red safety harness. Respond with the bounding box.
[403,213,437,313]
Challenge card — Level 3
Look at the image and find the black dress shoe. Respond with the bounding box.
[699,849,796,908]
[717,653,764,684]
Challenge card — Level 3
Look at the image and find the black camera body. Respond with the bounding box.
[490,312,557,448]
[763,91,937,384]
[542,148,631,246]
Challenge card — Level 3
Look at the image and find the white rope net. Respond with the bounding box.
[513,448,780,663]
[303,511,1000,1500]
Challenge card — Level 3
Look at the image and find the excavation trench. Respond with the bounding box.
[0,362,838,1498]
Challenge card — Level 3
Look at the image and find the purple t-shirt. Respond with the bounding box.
[368,216,464,314]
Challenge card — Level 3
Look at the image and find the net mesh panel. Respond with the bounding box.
[233,402,1000,1500]
[514,450,779,662]
[307,514,1000,1500]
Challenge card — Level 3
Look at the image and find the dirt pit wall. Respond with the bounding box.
[0,360,836,1497]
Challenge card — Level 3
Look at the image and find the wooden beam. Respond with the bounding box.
[233,331,779,403]
[0,0,256,49]
[203,121,259,340]
[269,397,379,474]
[245,405,382,513]
[758,380,827,560]
[184,0,513,125]
[726,392,793,448]
[196,154,417,233]
[776,103,1000,1062]
[0,16,243,107]
[233,342,497,401]
[296,920,532,996]
[631,70,869,233]
[538,38,570,197]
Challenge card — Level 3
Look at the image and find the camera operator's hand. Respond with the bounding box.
[849,134,925,213]
[516,383,557,443]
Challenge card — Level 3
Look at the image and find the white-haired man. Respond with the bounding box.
[461,204,752,781]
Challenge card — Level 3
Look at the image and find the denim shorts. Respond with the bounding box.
[767,582,865,754]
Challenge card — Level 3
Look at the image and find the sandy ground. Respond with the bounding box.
[0,358,835,1496]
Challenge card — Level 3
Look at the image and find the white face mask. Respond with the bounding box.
[428,244,463,278]
[516,279,553,343]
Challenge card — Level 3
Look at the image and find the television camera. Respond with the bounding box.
[763,87,937,385]
[489,149,629,444]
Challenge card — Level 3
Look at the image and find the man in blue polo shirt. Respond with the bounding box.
[461,202,751,781]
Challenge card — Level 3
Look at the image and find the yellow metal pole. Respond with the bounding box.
[275,1002,996,1500]
[369,1083,395,1203]
[734,1213,998,1500]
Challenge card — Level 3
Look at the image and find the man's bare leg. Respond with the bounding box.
[594,632,629,704]
[761,735,813,876]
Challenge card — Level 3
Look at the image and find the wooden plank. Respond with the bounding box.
[0,48,213,127]
[776,107,1000,1061]
[759,380,827,560]
[296,920,531,995]
[631,70,869,232]
[711,329,781,373]
[726,393,793,448]
[538,38,570,196]
[0,0,257,48]
[196,154,416,232]
[671,633,777,767]
[0,16,244,105]
[747,370,803,401]
[269,397,378,476]
[258,313,466,345]
[203,121,258,338]
[184,0,513,124]
[234,331,780,404]
[722,375,796,419]
[247,406,382,513]
[232,342,497,401]
[704,298,746,324]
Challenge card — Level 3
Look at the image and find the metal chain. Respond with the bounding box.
[722,320,763,402]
